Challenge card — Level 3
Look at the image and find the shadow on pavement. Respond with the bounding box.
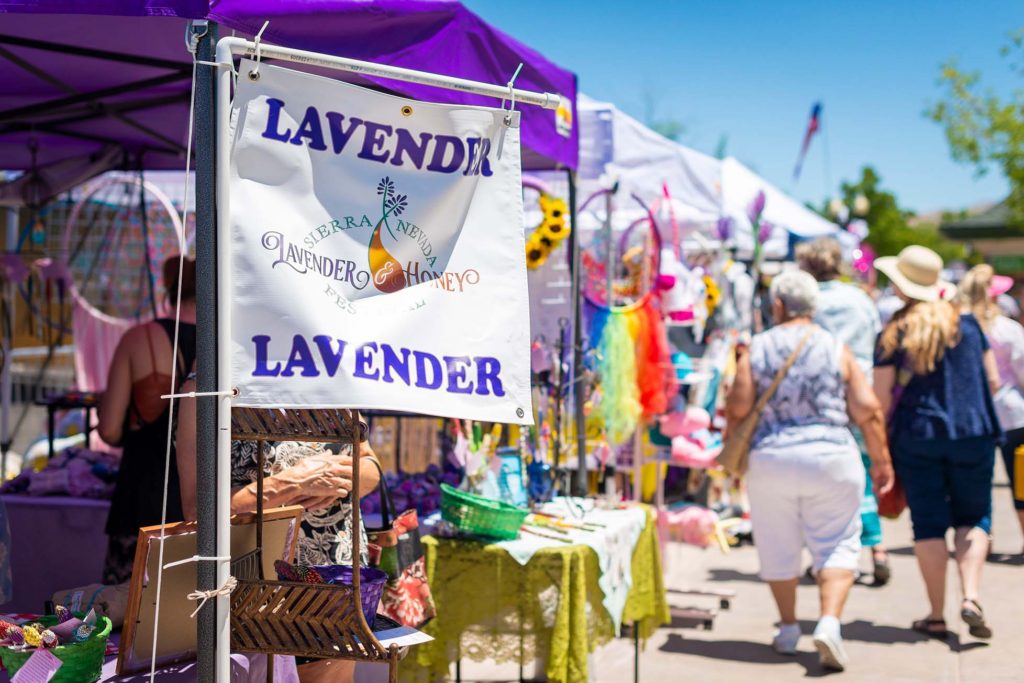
[882,545,1024,566]
[986,552,1024,566]
[797,619,928,645]
[705,568,763,583]
[658,633,834,678]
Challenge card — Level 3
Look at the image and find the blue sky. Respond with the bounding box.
[464,0,1024,214]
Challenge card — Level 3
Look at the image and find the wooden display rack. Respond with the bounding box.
[229,407,415,683]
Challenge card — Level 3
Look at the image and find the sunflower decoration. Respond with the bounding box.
[525,235,549,269]
[525,190,570,270]
[703,275,721,315]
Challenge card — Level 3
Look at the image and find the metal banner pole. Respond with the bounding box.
[567,168,587,497]
[213,31,235,683]
[191,19,219,683]
[219,37,562,111]
[201,35,568,680]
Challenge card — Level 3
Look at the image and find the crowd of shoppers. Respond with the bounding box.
[728,239,1019,672]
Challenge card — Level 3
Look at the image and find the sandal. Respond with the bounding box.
[912,618,948,638]
[872,554,891,586]
[960,599,993,639]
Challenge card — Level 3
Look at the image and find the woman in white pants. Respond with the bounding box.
[727,270,894,672]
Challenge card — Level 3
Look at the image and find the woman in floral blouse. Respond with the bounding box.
[175,373,380,683]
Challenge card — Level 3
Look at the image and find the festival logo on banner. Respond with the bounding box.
[229,60,532,423]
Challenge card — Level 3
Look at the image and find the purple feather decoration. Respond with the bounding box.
[746,190,766,223]
[715,217,733,242]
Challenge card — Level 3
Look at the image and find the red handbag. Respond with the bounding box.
[877,477,907,519]
[878,362,912,519]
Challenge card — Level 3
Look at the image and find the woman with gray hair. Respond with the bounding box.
[726,269,894,672]
[797,237,891,586]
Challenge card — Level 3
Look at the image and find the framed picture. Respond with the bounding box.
[117,506,303,674]
[496,447,527,508]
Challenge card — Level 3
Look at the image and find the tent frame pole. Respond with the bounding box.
[0,71,191,126]
[192,19,221,683]
[0,33,189,71]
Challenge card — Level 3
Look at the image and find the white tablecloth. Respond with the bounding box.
[495,500,647,631]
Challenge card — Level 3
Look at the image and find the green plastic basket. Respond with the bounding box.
[0,614,112,683]
[440,483,529,540]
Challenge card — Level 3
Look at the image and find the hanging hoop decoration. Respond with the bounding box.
[60,173,185,324]
[577,191,675,444]
[578,188,661,308]
[522,176,569,270]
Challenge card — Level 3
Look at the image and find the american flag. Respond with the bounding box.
[793,102,822,181]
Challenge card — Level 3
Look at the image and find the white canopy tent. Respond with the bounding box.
[573,95,840,259]
[719,156,839,244]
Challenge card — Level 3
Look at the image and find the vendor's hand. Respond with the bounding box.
[315,453,357,494]
[871,460,895,498]
[276,454,353,499]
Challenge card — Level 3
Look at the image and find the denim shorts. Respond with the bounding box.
[892,435,996,541]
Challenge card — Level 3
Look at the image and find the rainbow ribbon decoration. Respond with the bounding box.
[587,295,675,445]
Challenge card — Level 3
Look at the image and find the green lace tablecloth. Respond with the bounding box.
[402,505,669,683]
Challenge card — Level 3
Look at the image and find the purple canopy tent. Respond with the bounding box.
[1,0,578,200]
[0,3,585,681]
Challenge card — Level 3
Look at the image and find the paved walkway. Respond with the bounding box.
[396,463,1023,682]
[590,461,1024,682]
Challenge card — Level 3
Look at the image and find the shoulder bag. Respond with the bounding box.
[877,357,913,519]
[716,327,815,476]
[365,461,437,628]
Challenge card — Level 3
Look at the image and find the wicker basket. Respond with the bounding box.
[440,483,529,540]
[228,409,401,683]
[0,615,112,683]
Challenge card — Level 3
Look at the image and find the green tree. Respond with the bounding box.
[927,29,1024,225]
[823,166,966,262]
[642,87,687,142]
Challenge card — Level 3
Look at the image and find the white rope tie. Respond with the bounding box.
[497,62,523,160]
[248,20,271,81]
[160,388,238,400]
[162,554,233,570]
[502,62,523,126]
[187,576,239,619]
[195,59,238,79]
[150,20,203,682]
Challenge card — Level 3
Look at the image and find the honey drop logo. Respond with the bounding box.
[369,176,409,294]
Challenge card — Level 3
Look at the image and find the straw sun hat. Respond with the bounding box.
[874,245,953,302]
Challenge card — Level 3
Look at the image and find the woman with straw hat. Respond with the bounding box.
[874,246,1001,640]
[958,264,1024,553]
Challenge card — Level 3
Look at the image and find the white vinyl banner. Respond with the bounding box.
[229,60,532,424]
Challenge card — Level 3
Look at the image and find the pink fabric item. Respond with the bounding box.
[668,309,694,322]
[659,407,712,438]
[990,274,1014,299]
[670,436,721,469]
[665,506,719,548]
[71,301,136,393]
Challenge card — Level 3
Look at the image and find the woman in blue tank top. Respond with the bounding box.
[874,246,1001,641]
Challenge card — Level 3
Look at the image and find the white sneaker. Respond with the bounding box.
[772,623,801,655]
[812,617,849,671]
